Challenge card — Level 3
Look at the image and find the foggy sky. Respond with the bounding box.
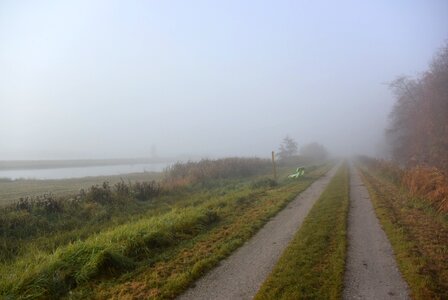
[1,0,447,160]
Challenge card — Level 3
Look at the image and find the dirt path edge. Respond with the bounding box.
[177,164,340,300]
[343,164,410,300]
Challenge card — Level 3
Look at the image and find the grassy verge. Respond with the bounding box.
[70,164,333,299]
[254,163,349,300]
[358,165,448,299]
[0,163,332,299]
[1,208,219,299]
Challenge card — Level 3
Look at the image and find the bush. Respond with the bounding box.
[163,157,271,188]
[86,182,113,205]
[114,179,131,196]
[15,194,63,214]
[132,181,160,201]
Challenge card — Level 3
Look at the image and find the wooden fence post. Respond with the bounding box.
[272,151,277,181]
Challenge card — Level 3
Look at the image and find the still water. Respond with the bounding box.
[0,163,171,180]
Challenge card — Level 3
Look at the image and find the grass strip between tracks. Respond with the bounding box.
[255,163,349,300]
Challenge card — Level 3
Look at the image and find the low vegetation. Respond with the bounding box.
[401,166,448,213]
[0,171,161,206]
[358,160,448,299]
[2,208,218,299]
[359,156,448,213]
[0,158,331,299]
[162,157,271,188]
[255,163,349,300]
[0,179,161,264]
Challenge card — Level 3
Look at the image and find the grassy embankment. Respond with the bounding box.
[0,157,332,299]
[358,161,448,299]
[255,163,349,300]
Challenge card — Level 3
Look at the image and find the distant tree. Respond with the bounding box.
[300,142,328,162]
[278,136,298,160]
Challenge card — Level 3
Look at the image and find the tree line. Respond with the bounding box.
[386,44,448,173]
[277,136,328,162]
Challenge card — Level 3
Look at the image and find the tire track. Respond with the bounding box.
[177,164,340,300]
[343,164,410,299]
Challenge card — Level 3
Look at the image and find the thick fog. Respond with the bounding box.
[1,1,447,160]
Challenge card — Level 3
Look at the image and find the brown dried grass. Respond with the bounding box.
[358,156,448,214]
[162,158,271,189]
[402,167,448,213]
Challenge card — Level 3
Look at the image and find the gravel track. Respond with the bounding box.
[343,165,410,300]
[177,165,340,300]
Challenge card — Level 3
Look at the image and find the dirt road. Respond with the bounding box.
[177,165,339,300]
[343,165,410,299]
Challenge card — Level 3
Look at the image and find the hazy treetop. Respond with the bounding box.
[1,1,447,160]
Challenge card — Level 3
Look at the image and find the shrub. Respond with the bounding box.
[163,157,271,188]
[114,179,131,196]
[132,181,160,201]
[15,194,63,214]
[86,182,113,205]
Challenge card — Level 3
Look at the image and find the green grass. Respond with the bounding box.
[255,163,349,300]
[0,162,333,299]
[80,164,333,299]
[358,165,448,300]
[1,208,218,299]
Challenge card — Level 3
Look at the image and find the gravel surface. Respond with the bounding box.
[177,165,340,300]
[343,164,410,300]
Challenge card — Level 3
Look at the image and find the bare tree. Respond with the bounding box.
[386,44,448,172]
[278,136,298,160]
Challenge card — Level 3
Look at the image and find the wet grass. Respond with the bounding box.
[358,165,448,300]
[72,164,332,299]
[1,208,218,299]
[255,163,349,300]
[0,160,332,299]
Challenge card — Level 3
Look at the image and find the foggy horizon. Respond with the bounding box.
[1,1,447,161]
